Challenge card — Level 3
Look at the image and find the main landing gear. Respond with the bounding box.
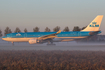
[47,41,56,46]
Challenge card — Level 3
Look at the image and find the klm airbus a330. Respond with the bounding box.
[2,15,103,45]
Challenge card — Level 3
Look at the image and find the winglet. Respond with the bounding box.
[56,30,61,34]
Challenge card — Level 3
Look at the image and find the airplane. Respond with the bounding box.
[2,15,103,45]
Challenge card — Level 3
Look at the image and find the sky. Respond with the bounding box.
[0,0,105,34]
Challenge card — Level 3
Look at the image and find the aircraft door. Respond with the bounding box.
[9,34,12,38]
[24,33,27,37]
[78,32,81,36]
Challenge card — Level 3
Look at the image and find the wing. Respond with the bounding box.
[38,30,61,40]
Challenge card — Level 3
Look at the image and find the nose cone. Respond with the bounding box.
[2,36,6,38]
[2,36,7,41]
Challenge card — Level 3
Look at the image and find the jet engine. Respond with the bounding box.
[29,39,39,44]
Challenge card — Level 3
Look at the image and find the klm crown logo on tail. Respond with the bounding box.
[89,22,99,27]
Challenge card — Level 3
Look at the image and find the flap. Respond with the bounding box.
[38,30,61,40]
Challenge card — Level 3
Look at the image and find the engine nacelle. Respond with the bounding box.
[29,39,39,44]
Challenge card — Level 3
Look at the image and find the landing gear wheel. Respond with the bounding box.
[12,42,14,46]
[47,40,56,46]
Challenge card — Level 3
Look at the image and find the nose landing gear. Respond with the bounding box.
[11,42,14,46]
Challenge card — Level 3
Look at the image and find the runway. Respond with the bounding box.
[0,41,105,51]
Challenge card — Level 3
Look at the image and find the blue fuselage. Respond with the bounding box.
[2,31,101,42]
[3,31,100,38]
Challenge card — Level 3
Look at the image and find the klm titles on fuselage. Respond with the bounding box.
[89,22,99,27]
[16,33,21,36]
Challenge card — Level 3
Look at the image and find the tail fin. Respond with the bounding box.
[81,15,103,31]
